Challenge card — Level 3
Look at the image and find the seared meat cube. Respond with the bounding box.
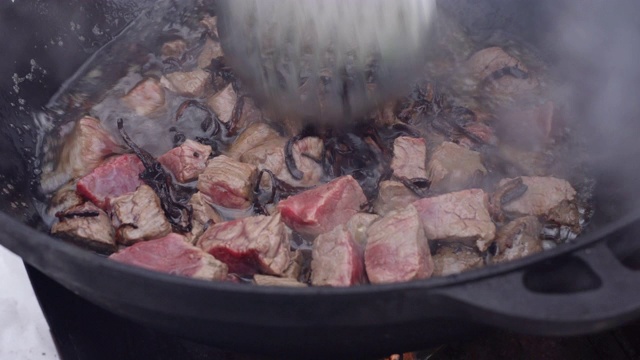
[47,182,83,217]
[254,275,307,287]
[499,176,579,226]
[40,116,120,193]
[391,136,428,179]
[76,154,144,210]
[226,122,281,160]
[162,69,211,98]
[311,225,365,287]
[206,83,237,124]
[158,139,212,183]
[492,216,543,263]
[186,192,224,243]
[277,175,367,237]
[110,233,228,280]
[373,181,420,216]
[197,213,291,276]
[241,136,324,187]
[51,202,116,254]
[498,101,555,150]
[365,205,433,284]
[432,244,483,277]
[197,155,258,209]
[344,213,380,246]
[121,77,166,116]
[466,46,522,80]
[161,39,187,58]
[497,144,553,176]
[110,184,172,245]
[197,38,224,69]
[458,121,498,148]
[427,142,486,192]
[465,47,538,98]
[199,15,219,38]
[413,189,496,250]
[283,249,304,280]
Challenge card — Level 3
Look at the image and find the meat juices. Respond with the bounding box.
[365,205,433,284]
[277,175,368,237]
[158,139,212,183]
[52,202,117,254]
[197,213,291,276]
[197,155,258,210]
[311,225,365,287]
[76,154,144,210]
[110,233,228,280]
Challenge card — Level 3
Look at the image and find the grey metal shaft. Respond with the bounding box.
[216,0,437,126]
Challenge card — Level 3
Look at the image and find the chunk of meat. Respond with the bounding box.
[51,202,116,254]
[122,78,166,116]
[47,182,83,217]
[498,101,555,151]
[277,175,367,237]
[161,39,187,58]
[432,244,483,277]
[76,154,144,210]
[457,121,498,148]
[344,213,380,246]
[283,250,304,280]
[492,216,543,263]
[161,69,211,98]
[197,38,224,69]
[390,136,428,179]
[226,122,281,160]
[241,136,324,187]
[110,233,228,280]
[365,205,433,284]
[499,176,578,226]
[311,225,365,287]
[110,184,172,245]
[197,155,258,209]
[199,15,219,38]
[413,189,496,250]
[206,83,237,124]
[197,213,291,276]
[158,139,212,183]
[186,192,224,243]
[465,47,538,98]
[466,47,522,80]
[497,145,553,176]
[373,181,420,216]
[427,142,486,193]
[40,116,121,193]
[254,275,307,287]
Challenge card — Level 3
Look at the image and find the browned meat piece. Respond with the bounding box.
[197,38,224,69]
[390,136,428,179]
[51,202,116,254]
[499,176,579,226]
[186,192,224,243]
[427,142,486,192]
[277,175,367,237]
[158,139,212,183]
[457,121,498,148]
[241,135,324,187]
[283,249,304,279]
[197,213,291,276]
[497,144,553,176]
[311,225,365,287]
[466,47,522,80]
[121,77,166,116]
[47,182,83,217]
[373,181,420,216]
[76,154,144,210]
[432,244,483,277]
[206,83,236,124]
[40,116,121,193]
[161,39,187,58]
[110,233,228,280]
[161,69,211,98]
[199,15,219,38]
[498,101,555,150]
[465,47,539,98]
[253,275,307,287]
[413,189,496,250]
[365,205,433,284]
[492,216,543,263]
[110,184,172,245]
[226,122,281,160]
[344,213,380,246]
[197,155,258,209]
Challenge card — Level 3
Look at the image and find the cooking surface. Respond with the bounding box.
[7,257,638,360]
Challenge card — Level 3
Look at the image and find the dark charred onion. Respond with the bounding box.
[397,176,432,198]
[55,210,100,219]
[489,177,528,222]
[253,169,315,213]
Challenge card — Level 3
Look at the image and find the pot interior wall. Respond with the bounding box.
[1,0,640,249]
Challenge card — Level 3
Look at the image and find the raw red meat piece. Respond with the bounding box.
[110,233,228,280]
[276,175,367,237]
[197,155,258,210]
[158,139,212,183]
[76,154,144,209]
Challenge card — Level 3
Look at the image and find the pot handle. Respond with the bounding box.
[438,239,640,335]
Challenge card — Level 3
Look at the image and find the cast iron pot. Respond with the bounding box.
[2,0,640,358]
